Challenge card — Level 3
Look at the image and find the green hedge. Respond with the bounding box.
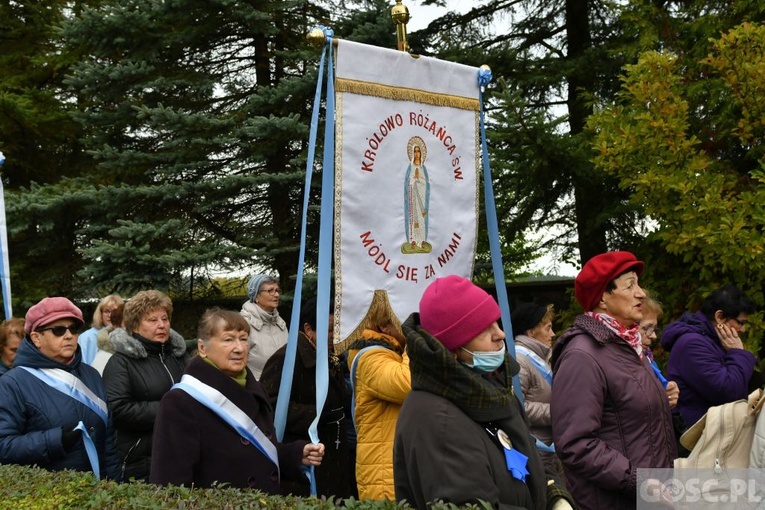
[0,464,488,509]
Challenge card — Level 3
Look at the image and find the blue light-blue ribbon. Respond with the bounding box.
[649,358,669,388]
[273,26,334,497]
[74,421,101,480]
[0,152,12,319]
[308,26,335,499]
[515,345,553,386]
[477,69,523,400]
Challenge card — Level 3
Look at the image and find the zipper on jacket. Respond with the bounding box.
[715,407,725,473]
[159,352,175,386]
[121,437,141,479]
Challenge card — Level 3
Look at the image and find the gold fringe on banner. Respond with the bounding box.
[337,289,402,351]
[336,78,479,112]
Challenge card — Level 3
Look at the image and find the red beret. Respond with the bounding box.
[575,252,644,312]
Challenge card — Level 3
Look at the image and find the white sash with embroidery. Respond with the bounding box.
[173,374,280,475]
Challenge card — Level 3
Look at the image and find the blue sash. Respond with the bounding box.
[20,367,107,478]
[349,345,387,429]
[515,345,553,386]
[173,375,280,476]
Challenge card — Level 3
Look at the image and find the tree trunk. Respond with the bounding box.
[566,0,608,264]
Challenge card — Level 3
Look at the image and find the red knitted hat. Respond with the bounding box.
[419,275,501,351]
[575,251,644,312]
[25,297,84,334]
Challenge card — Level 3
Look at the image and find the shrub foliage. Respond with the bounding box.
[0,464,488,509]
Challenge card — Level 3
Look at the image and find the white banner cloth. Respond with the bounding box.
[335,40,480,343]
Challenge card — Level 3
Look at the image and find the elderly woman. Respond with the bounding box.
[551,251,676,509]
[78,294,124,366]
[0,317,24,375]
[0,298,119,479]
[150,308,324,490]
[661,284,756,428]
[103,290,188,481]
[510,302,563,478]
[639,295,679,408]
[394,275,573,509]
[241,274,288,379]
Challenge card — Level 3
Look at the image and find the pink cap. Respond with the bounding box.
[25,297,84,334]
[419,275,501,351]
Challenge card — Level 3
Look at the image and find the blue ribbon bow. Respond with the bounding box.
[504,447,530,482]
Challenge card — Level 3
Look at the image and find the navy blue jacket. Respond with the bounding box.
[0,337,120,479]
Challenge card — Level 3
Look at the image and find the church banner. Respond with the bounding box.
[334,39,480,344]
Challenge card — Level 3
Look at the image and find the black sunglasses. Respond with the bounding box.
[36,324,81,337]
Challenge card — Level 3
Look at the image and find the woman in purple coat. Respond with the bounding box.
[661,284,756,429]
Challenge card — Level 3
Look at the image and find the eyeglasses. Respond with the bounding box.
[731,318,748,328]
[36,324,81,337]
[261,288,281,295]
[642,326,660,337]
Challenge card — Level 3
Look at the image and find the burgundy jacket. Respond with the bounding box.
[551,315,676,510]
[150,357,307,492]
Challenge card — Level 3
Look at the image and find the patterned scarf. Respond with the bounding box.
[586,311,643,358]
[403,316,516,423]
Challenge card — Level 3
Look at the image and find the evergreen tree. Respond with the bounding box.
[410,0,633,268]
[0,0,103,305]
[54,0,334,296]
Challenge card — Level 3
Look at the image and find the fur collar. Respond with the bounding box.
[109,327,187,359]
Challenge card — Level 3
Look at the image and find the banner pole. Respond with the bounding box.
[0,152,11,320]
[391,0,411,53]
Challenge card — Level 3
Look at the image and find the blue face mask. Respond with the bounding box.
[461,343,506,373]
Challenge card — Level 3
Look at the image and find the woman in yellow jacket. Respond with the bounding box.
[347,309,411,500]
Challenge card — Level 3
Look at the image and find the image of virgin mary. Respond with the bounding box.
[402,136,432,254]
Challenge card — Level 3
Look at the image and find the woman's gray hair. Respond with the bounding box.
[197,308,249,347]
